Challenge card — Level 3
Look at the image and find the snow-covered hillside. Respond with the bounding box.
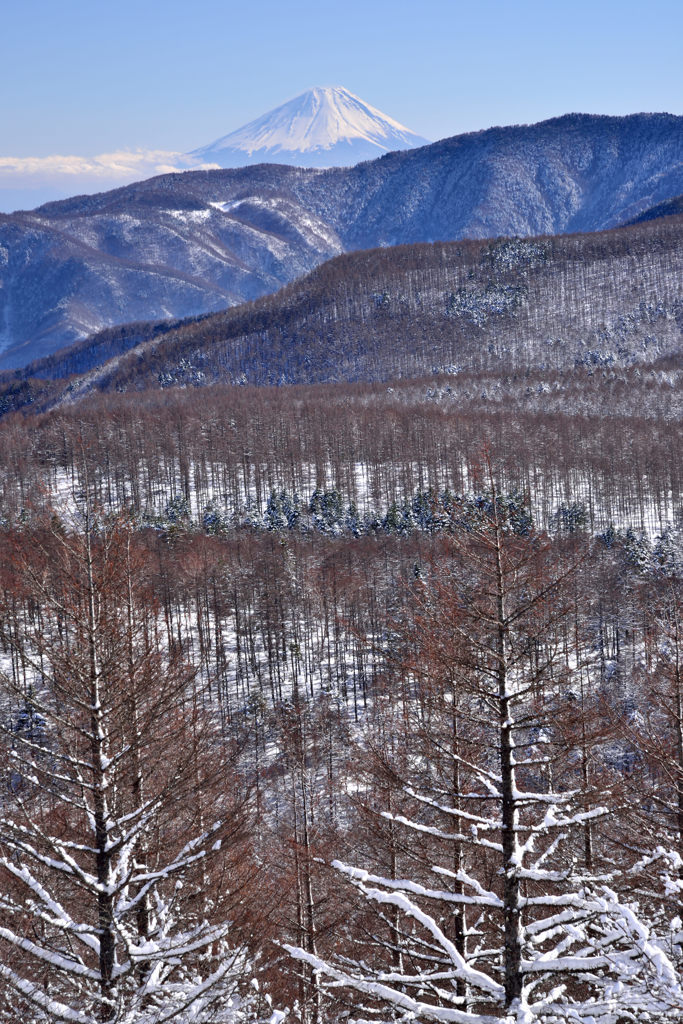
[190,85,430,168]
[3,111,683,368]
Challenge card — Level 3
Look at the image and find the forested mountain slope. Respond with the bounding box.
[1,111,682,367]
[0,216,680,538]
[3,211,678,406]
[630,191,683,223]
[0,353,680,542]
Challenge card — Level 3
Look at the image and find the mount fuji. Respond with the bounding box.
[189,85,430,168]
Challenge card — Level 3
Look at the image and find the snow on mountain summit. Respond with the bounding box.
[190,86,430,168]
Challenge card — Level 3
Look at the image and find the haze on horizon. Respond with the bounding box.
[1,0,681,212]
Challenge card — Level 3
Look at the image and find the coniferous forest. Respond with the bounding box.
[0,415,682,1021]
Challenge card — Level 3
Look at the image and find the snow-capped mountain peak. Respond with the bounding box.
[190,86,430,168]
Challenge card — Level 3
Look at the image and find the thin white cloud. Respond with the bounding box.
[0,149,219,186]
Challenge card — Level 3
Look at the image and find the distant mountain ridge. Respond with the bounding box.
[1,111,683,368]
[190,86,430,168]
[628,192,683,224]
[3,211,681,416]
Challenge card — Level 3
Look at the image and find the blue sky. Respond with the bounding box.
[1,0,682,210]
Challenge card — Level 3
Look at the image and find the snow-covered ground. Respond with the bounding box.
[23,456,679,542]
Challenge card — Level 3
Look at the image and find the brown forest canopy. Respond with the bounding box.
[3,214,681,400]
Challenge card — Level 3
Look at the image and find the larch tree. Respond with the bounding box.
[0,509,256,1024]
[617,572,683,966]
[286,484,683,1023]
